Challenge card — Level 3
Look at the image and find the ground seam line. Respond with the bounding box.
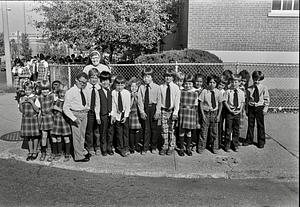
[266,132,299,159]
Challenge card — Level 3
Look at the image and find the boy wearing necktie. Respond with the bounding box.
[223,74,245,152]
[111,75,131,157]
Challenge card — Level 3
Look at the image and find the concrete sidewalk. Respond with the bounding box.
[0,93,298,180]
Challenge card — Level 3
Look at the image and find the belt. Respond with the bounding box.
[181,106,196,109]
[230,107,240,111]
[161,107,174,112]
[204,109,218,113]
[70,109,89,113]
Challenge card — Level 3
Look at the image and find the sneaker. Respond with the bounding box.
[141,151,147,155]
[232,146,239,152]
[54,154,61,161]
[186,150,192,156]
[47,154,54,162]
[89,151,96,156]
[108,151,114,156]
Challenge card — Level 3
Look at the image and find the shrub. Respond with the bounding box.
[135,49,223,63]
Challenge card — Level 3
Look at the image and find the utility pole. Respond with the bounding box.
[2,1,12,87]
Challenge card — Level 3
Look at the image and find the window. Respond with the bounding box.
[269,0,299,16]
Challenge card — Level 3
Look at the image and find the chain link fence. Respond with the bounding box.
[49,63,299,110]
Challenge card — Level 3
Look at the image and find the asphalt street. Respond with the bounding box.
[0,158,298,207]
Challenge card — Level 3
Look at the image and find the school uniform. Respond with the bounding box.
[199,88,223,152]
[178,89,198,153]
[51,98,71,137]
[20,94,41,137]
[63,85,91,161]
[38,93,54,131]
[245,83,270,147]
[191,87,202,151]
[37,60,49,82]
[137,82,161,152]
[18,66,32,89]
[111,89,131,156]
[223,88,245,150]
[98,85,113,155]
[160,82,180,153]
[129,92,142,152]
[85,82,101,153]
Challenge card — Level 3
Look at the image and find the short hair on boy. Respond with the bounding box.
[99,71,112,82]
[222,70,233,80]
[142,67,153,76]
[184,73,194,83]
[51,80,61,90]
[127,77,141,88]
[239,70,250,82]
[76,72,89,80]
[40,80,51,90]
[57,84,68,94]
[206,74,220,85]
[89,50,101,58]
[88,68,100,78]
[163,68,175,78]
[252,70,264,81]
[114,75,126,84]
[194,73,204,81]
[230,74,242,82]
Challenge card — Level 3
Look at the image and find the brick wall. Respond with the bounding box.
[188,0,299,52]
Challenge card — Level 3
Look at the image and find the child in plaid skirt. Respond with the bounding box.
[37,54,49,82]
[38,80,54,161]
[127,77,142,154]
[178,74,198,156]
[51,84,72,162]
[19,82,41,161]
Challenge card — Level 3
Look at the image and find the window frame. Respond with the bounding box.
[268,0,299,17]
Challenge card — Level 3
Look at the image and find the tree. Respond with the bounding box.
[0,33,4,56]
[34,0,177,62]
[20,33,32,60]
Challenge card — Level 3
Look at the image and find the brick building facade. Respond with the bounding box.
[164,0,299,63]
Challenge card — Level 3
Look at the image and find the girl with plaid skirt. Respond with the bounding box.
[37,54,49,82]
[178,74,198,156]
[128,77,142,154]
[19,82,41,161]
[51,84,72,162]
[38,80,55,161]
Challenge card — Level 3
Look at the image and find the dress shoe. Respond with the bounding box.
[108,151,114,156]
[75,157,90,162]
[159,150,166,156]
[95,150,101,156]
[242,141,253,146]
[26,153,32,161]
[85,153,92,158]
[196,148,204,154]
[186,150,192,156]
[257,144,264,149]
[232,146,239,152]
[151,149,158,154]
[224,144,231,152]
[141,151,147,155]
[211,148,219,154]
[102,152,108,156]
[166,149,173,156]
[119,151,127,157]
[178,150,185,156]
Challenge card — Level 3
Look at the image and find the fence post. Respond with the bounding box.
[175,61,178,72]
[235,62,239,74]
[68,64,71,88]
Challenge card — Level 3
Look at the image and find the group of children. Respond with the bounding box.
[18,66,270,162]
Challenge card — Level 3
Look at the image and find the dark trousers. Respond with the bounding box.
[141,105,159,151]
[114,119,129,153]
[99,114,113,153]
[246,106,265,146]
[218,108,226,148]
[85,110,100,152]
[225,112,241,148]
[129,129,142,151]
